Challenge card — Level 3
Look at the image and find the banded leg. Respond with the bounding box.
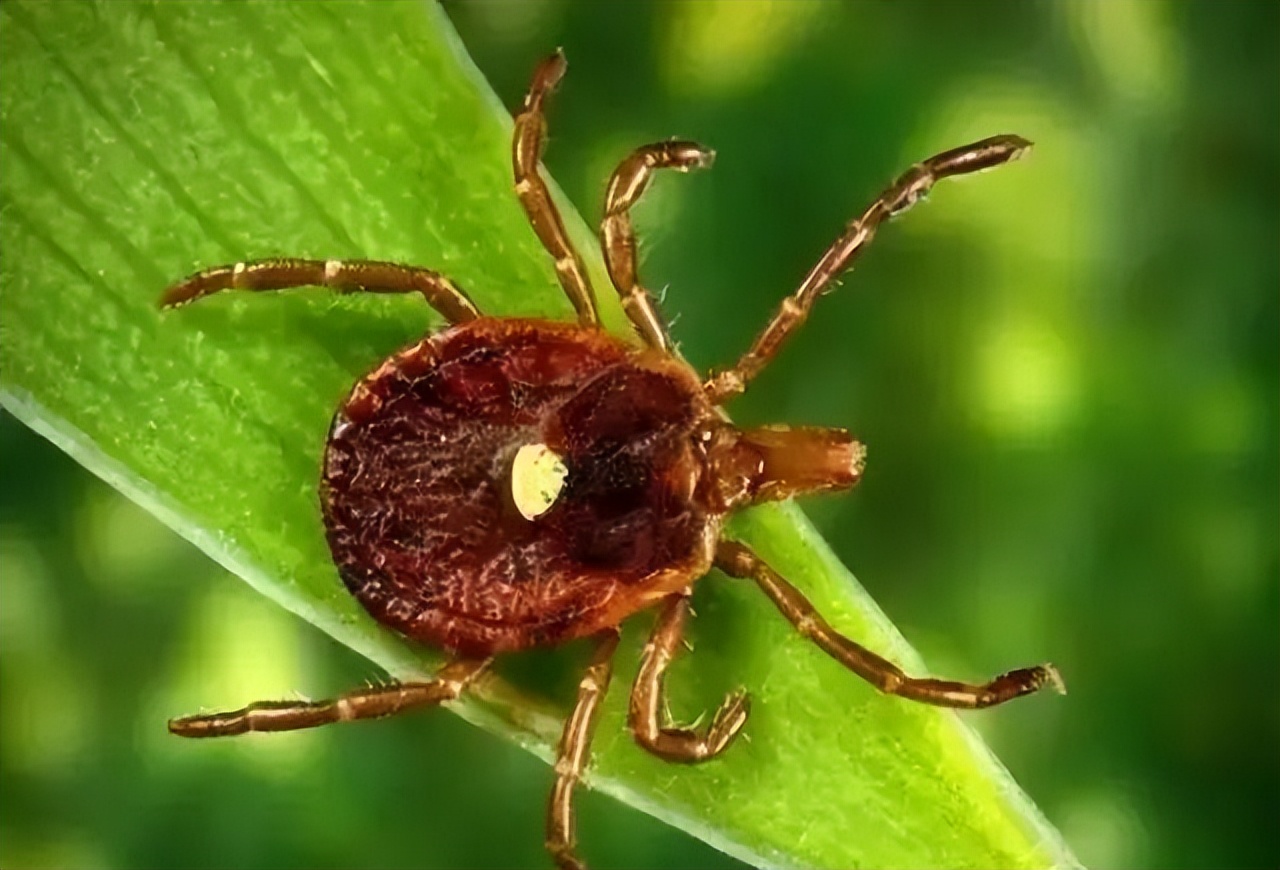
[629,591,749,763]
[547,630,619,870]
[715,540,1064,709]
[705,135,1032,402]
[602,140,715,351]
[513,50,599,328]
[159,257,481,324]
[168,657,491,738]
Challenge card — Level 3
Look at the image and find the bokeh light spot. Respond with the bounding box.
[148,577,320,775]
[0,534,55,652]
[1059,787,1151,869]
[976,313,1081,443]
[905,82,1092,443]
[0,832,106,870]
[1065,0,1183,110]
[904,81,1098,269]
[77,485,187,597]
[1190,504,1270,611]
[462,0,561,48]
[1187,375,1265,461]
[0,534,91,779]
[662,0,829,98]
[1,648,91,778]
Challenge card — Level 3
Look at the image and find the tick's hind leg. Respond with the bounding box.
[547,630,619,870]
[706,135,1032,403]
[602,141,714,351]
[715,540,1064,709]
[168,657,490,738]
[513,50,600,328]
[159,258,481,324]
[628,592,749,763]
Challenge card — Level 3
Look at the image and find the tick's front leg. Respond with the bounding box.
[715,540,1064,709]
[512,50,600,328]
[706,135,1032,403]
[601,140,714,351]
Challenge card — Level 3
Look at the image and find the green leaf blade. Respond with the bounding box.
[0,2,1077,868]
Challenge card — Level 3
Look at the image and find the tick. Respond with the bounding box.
[162,50,1064,870]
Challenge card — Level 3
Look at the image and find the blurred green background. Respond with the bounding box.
[1,1,1276,869]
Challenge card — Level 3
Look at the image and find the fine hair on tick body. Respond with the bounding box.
[160,49,1064,870]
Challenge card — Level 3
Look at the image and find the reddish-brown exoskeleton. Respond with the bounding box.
[163,51,1063,870]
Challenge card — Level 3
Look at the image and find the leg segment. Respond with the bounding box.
[628,592,749,763]
[546,630,620,870]
[168,657,491,738]
[715,540,1064,709]
[159,257,481,324]
[706,135,1032,403]
[601,140,715,351]
[513,50,600,328]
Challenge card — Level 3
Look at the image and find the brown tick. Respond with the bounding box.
[163,50,1064,870]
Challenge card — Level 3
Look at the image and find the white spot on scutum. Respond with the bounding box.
[511,443,568,521]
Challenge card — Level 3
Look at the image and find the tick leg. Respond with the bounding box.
[513,50,600,328]
[547,630,619,870]
[628,592,749,763]
[715,540,1065,709]
[705,135,1032,403]
[168,657,490,737]
[159,257,481,324]
[602,140,714,351]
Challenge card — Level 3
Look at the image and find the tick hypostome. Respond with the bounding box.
[161,49,1063,870]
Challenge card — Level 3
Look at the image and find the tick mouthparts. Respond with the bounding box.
[849,441,868,479]
[732,425,866,505]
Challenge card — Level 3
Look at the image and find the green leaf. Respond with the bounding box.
[0,2,1078,868]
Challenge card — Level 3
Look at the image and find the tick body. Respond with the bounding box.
[163,50,1063,870]
[324,317,726,656]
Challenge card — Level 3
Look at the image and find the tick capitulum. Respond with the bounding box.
[162,49,1063,870]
